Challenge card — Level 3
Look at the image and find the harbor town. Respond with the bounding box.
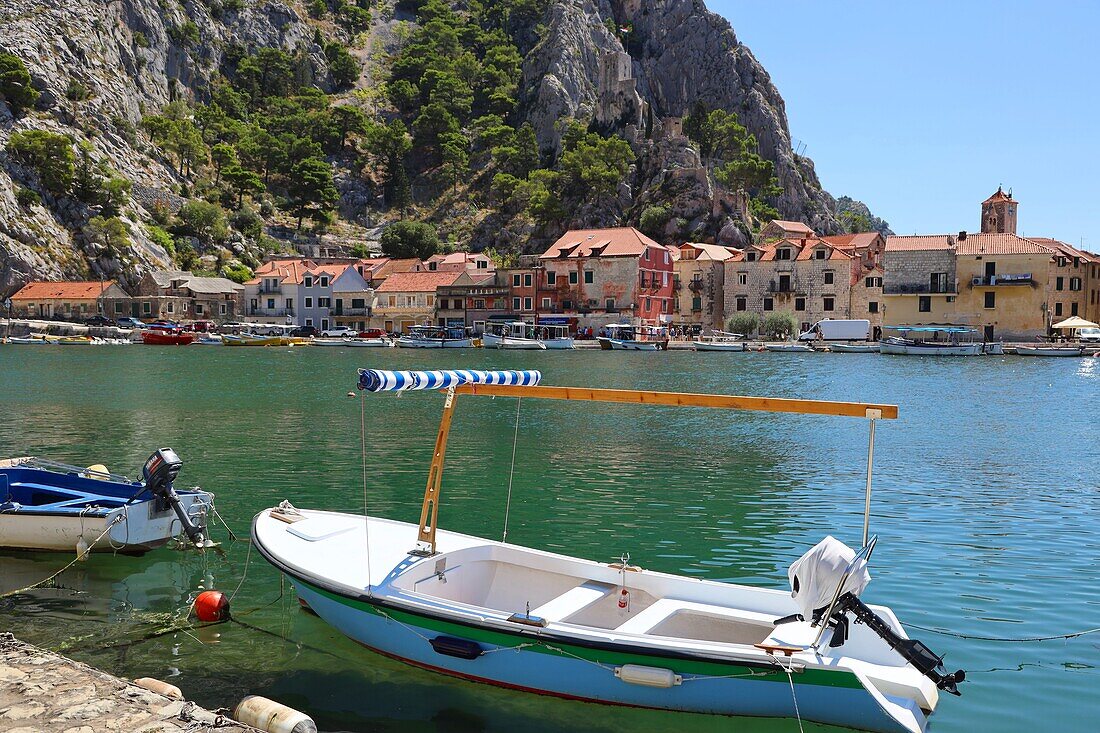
[5,191,1100,355]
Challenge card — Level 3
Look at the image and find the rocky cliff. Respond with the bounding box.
[1,0,879,296]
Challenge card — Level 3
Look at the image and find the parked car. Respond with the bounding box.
[290,326,318,338]
[320,326,358,338]
[84,314,115,326]
[185,320,217,333]
[358,328,387,339]
[115,317,145,329]
[1079,327,1100,343]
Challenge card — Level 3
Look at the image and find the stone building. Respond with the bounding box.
[538,227,674,332]
[330,266,376,332]
[1028,238,1099,323]
[980,186,1018,235]
[724,234,880,335]
[10,281,116,320]
[435,271,499,329]
[757,220,815,243]
[822,233,887,332]
[673,242,739,332]
[136,270,244,322]
[371,270,461,333]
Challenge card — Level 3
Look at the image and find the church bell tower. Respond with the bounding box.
[980,186,1017,234]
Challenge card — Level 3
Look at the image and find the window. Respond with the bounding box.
[166,302,174,314]
[1071,302,1079,316]
[305,297,313,308]
[569,271,578,284]
[114,302,123,314]
[794,297,805,311]
[868,301,879,313]
[426,295,434,306]
[639,272,647,288]
[524,274,532,287]
[285,298,293,311]
[736,297,747,312]
[267,298,275,309]
[512,297,521,310]
[546,271,556,285]
[304,276,313,288]
[823,297,835,312]
[663,250,670,265]
[220,303,227,315]
[778,274,791,292]
[691,296,702,311]
[477,260,488,269]
[542,297,551,308]
[1056,277,1064,291]
[824,271,834,285]
[763,297,773,311]
[1054,302,1063,316]
[865,276,882,288]
[320,276,329,287]
[930,272,948,293]
[474,299,485,309]
[428,261,438,271]
[777,248,792,261]
[746,252,756,261]
[1070,277,1082,291]
[305,318,313,326]
[584,270,593,284]
[318,297,331,308]
[644,248,650,261]
[352,298,365,309]
[814,249,826,260]
[645,297,651,311]
[388,296,396,307]
[984,292,995,309]
[523,297,532,310]
[1056,256,1067,267]
[738,272,747,285]
[142,302,151,314]
[600,297,612,310]
[918,296,931,313]
[195,303,204,315]
[563,299,573,310]
[513,274,521,287]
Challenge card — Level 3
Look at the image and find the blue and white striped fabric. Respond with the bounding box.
[357,369,542,392]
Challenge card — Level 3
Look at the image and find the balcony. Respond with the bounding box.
[688,279,705,292]
[883,283,958,295]
[970,274,1033,287]
[250,307,294,317]
[768,280,797,294]
[334,307,370,316]
[257,285,281,295]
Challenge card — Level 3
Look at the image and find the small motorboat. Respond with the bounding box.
[57,336,96,346]
[693,330,746,352]
[765,342,815,352]
[879,327,983,356]
[830,343,881,353]
[223,333,303,346]
[0,449,213,554]
[396,326,474,348]
[193,334,223,345]
[1015,345,1083,357]
[254,369,965,733]
[6,335,54,345]
[345,337,394,347]
[597,324,669,350]
[982,342,1004,355]
[483,322,547,350]
[141,329,196,345]
[313,338,350,347]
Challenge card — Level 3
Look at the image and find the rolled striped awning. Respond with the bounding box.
[357,369,542,392]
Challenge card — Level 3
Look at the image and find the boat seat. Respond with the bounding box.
[755,620,828,655]
[530,580,615,622]
[614,598,776,636]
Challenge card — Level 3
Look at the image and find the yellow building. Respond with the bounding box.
[673,243,739,332]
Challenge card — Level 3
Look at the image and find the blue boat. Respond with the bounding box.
[253,370,964,733]
[0,449,213,554]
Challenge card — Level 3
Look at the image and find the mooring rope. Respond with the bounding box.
[769,654,805,733]
[502,396,522,543]
[904,621,1100,643]
[0,515,123,599]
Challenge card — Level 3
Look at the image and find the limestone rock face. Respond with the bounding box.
[0,0,322,296]
[522,0,843,233]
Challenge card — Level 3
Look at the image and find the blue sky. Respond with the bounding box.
[709,0,1098,247]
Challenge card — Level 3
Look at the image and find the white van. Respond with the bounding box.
[798,319,871,341]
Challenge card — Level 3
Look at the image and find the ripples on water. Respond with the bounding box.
[0,347,1097,732]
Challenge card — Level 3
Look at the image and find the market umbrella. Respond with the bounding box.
[1051,316,1099,330]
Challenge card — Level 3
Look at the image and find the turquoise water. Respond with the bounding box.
[1,345,1098,732]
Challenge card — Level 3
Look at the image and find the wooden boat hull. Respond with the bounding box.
[1015,346,1083,357]
[830,343,881,353]
[253,510,931,733]
[879,340,982,356]
[693,341,746,352]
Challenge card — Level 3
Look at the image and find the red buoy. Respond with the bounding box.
[194,590,229,622]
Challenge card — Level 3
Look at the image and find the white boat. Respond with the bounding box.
[345,338,393,347]
[482,322,547,350]
[1015,345,1083,357]
[878,327,984,356]
[397,326,474,349]
[253,369,964,733]
[0,450,213,554]
[313,338,350,347]
[193,335,223,345]
[6,335,53,345]
[830,343,881,353]
[693,331,746,352]
[982,342,1004,355]
[535,323,575,349]
[597,324,669,351]
[765,343,816,352]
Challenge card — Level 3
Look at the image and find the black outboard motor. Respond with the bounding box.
[143,448,206,547]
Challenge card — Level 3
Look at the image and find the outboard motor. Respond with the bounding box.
[782,536,965,696]
[143,448,206,547]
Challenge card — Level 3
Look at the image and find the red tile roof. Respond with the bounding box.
[540,227,668,259]
[766,220,815,235]
[12,281,115,300]
[821,233,882,250]
[375,270,462,293]
[372,258,424,280]
[248,258,315,285]
[678,243,740,261]
[755,237,851,262]
[886,233,1056,256]
[982,187,1014,204]
[1026,238,1099,264]
[885,235,953,252]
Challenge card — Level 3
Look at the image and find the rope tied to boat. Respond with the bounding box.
[501,396,522,543]
[903,621,1100,643]
[0,514,123,599]
[769,653,805,733]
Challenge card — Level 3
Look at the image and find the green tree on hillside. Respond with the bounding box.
[6,130,74,194]
[287,157,338,230]
[84,216,130,255]
[0,53,40,115]
[380,220,440,259]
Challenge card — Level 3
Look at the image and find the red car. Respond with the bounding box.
[358,329,386,339]
[185,321,217,333]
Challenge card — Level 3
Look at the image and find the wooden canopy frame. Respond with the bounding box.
[410,384,898,556]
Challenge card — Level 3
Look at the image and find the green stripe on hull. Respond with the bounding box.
[299,580,865,691]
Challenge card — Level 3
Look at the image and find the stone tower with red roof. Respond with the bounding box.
[980,187,1018,235]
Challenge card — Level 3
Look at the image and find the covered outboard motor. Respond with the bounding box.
[143,448,206,547]
[784,536,965,696]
